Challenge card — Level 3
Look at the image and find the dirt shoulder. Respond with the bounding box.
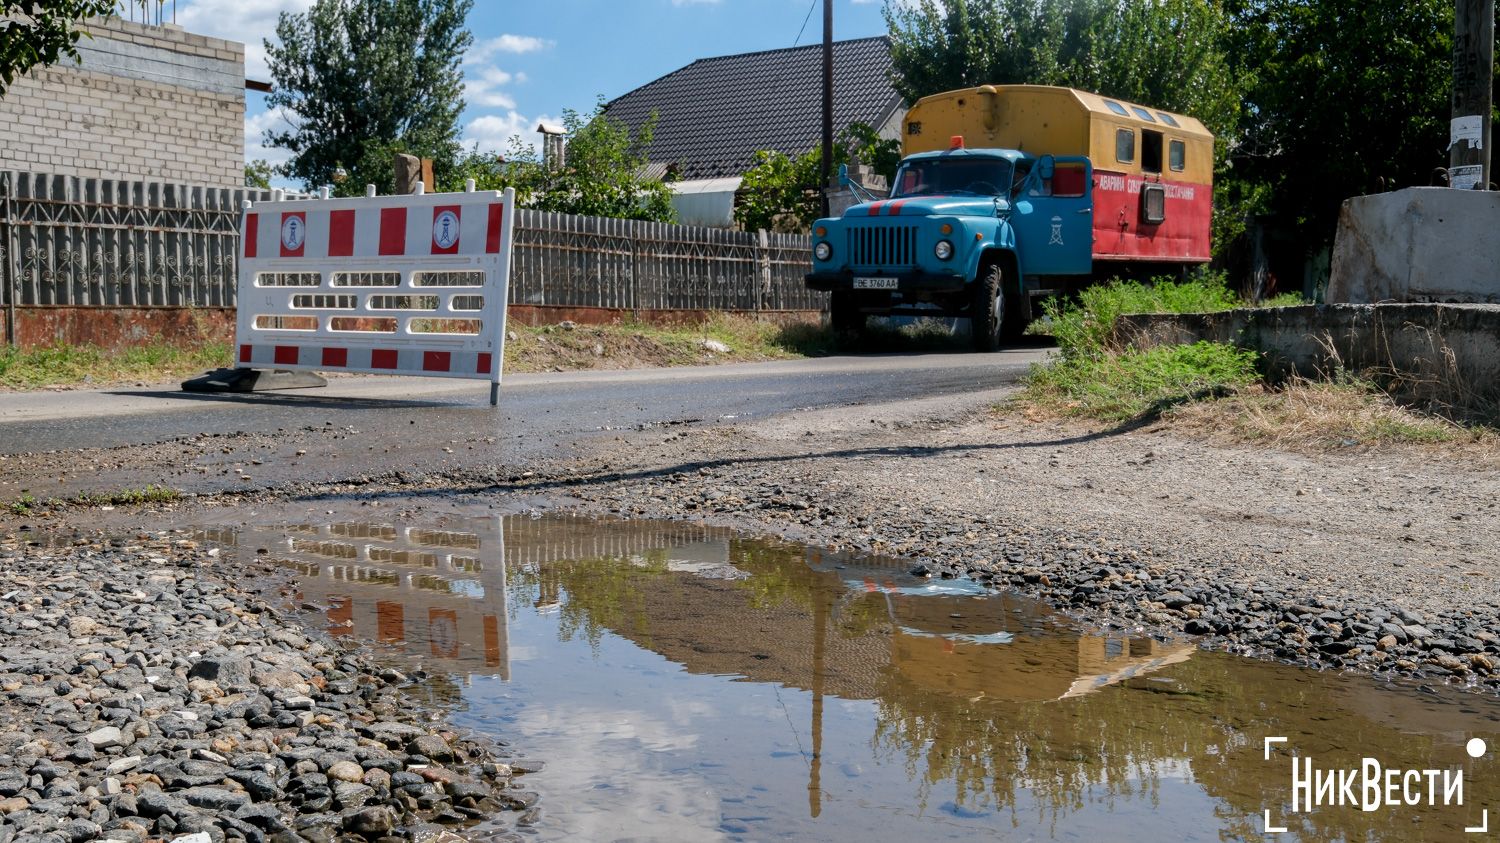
[539,390,1500,687]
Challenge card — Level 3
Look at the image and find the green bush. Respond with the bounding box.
[1027,340,1259,421]
[1043,274,1243,361]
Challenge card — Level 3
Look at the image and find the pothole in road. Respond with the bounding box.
[196,511,1500,841]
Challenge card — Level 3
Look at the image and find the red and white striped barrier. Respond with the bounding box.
[235,186,516,405]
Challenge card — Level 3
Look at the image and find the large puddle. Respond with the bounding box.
[199,512,1500,841]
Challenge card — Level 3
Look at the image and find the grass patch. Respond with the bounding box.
[0,341,232,390]
[6,485,181,515]
[8,493,36,516]
[1025,340,1259,421]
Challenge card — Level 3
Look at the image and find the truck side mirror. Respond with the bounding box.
[1037,155,1056,181]
[838,163,852,188]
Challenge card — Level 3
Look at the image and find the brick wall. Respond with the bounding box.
[0,16,244,187]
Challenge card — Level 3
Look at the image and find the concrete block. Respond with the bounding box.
[1329,188,1500,304]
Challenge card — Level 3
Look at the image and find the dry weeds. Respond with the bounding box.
[1164,380,1500,464]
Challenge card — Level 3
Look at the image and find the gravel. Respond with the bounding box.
[0,530,535,842]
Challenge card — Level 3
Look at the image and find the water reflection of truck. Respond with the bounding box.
[805,85,1214,350]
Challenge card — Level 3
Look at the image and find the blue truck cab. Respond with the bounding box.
[805,145,1093,351]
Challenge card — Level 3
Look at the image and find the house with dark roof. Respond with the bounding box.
[603,36,903,227]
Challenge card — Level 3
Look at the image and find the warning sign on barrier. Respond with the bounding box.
[234,186,516,405]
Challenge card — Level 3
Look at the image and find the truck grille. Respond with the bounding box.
[847,225,918,267]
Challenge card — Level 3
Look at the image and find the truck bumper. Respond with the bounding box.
[805,271,968,294]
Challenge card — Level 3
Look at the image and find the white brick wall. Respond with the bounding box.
[0,17,245,186]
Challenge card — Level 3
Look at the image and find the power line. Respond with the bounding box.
[793,0,817,46]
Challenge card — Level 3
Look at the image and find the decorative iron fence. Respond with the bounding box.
[0,169,824,334]
[0,170,267,311]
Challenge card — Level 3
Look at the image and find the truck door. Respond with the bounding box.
[1011,155,1093,276]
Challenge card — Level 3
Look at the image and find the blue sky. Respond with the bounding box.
[171,0,892,181]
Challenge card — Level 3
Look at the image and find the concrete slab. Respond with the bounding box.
[1329,188,1500,304]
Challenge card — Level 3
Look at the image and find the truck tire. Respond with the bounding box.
[830,291,864,337]
[970,264,1005,352]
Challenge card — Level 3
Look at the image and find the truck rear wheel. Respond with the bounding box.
[830,291,865,338]
[970,264,1005,352]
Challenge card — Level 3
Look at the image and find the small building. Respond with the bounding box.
[603,36,903,227]
[0,14,247,186]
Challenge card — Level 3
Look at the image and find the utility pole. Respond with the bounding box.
[821,0,834,216]
[1450,0,1494,188]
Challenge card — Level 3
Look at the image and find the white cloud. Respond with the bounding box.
[465,66,518,109]
[464,111,562,154]
[469,34,552,64]
[244,106,296,167]
[177,0,312,81]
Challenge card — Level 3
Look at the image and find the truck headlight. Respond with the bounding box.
[814,241,832,261]
[934,240,954,260]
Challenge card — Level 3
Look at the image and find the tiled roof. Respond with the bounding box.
[604,37,901,181]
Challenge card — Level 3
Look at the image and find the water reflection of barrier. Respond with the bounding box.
[205,515,735,680]
[215,518,511,679]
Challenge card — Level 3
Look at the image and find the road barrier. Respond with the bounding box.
[233,185,516,405]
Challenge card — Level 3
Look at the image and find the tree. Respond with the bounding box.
[885,0,1239,137]
[734,123,902,232]
[452,101,678,223]
[1223,0,1455,241]
[244,159,276,190]
[263,0,472,196]
[0,1,116,95]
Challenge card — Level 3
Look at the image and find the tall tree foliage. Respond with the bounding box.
[0,1,117,94]
[885,0,1239,137]
[1224,0,1454,237]
[452,101,678,223]
[264,0,472,195]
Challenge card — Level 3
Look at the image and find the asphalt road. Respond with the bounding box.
[0,348,1047,498]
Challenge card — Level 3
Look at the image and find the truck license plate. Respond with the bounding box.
[853,277,898,290]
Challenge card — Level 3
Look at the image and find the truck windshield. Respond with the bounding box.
[891,158,1014,198]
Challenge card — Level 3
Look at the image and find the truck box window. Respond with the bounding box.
[1141,129,1163,174]
[1115,128,1135,164]
[1169,139,1186,172]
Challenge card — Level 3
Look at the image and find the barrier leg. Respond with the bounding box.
[181,367,328,393]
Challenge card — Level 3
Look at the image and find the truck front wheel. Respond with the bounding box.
[970,264,1005,352]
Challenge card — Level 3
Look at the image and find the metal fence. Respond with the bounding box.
[0,169,824,330]
[0,170,266,311]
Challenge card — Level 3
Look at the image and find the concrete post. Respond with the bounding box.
[394,154,423,195]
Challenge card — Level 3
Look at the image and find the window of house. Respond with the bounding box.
[1157,112,1181,128]
[1141,129,1163,174]
[1169,140,1186,172]
[1104,100,1129,117]
[1116,128,1135,164]
[1131,106,1157,123]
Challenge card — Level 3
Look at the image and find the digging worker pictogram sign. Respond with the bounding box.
[230,186,516,405]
